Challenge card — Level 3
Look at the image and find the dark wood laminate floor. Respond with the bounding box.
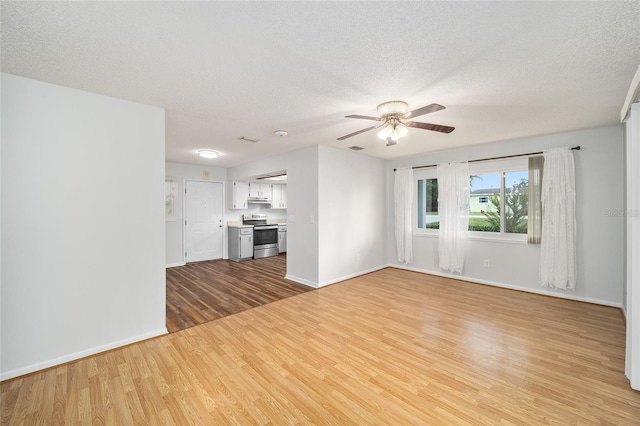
[166,254,313,333]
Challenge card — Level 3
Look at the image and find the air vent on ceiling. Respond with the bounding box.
[349,146,364,151]
[238,136,260,143]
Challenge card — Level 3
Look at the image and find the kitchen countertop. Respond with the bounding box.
[227,222,254,228]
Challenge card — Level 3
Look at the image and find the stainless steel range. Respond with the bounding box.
[242,214,279,259]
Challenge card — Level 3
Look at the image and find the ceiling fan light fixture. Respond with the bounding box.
[197,149,219,159]
[378,124,394,140]
[395,122,408,138]
[377,100,408,116]
[338,101,453,145]
[379,121,408,141]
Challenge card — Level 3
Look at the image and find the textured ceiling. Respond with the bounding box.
[2,1,639,167]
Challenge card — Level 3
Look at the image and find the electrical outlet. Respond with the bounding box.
[484,259,490,268]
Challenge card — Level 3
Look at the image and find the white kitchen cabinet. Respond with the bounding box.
[249,182,272,199]
[231,181,249,209]
[271,184,287,209]
[240,231,253,259]
[278,224,287,253]
[228,227,253,261]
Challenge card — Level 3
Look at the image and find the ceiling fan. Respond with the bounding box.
[337,100,455,146]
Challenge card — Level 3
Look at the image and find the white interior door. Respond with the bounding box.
[185,180,224,263]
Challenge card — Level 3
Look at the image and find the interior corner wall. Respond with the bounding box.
[317,145,386,285]
[227,145,320,286]
[625,102,640,390]
[1,74,166,380]
[386,125,625,306]
[165,162,226,266]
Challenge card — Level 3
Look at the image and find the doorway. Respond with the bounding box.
[184,180,224,263]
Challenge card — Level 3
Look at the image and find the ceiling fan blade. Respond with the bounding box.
[404,103,445,119]
[337,125,378,141]
[406,121,455,133]
[345,114,382,121]
[386,138,398,147]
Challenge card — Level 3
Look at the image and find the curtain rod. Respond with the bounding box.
[394,146,581,171]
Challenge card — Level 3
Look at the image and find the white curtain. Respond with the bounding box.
[527,156,544,244]
[437,162,470,274]
[539,147,576,290]
[394,167,414,264]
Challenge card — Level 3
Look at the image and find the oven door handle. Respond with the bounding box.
[253,225,279,230]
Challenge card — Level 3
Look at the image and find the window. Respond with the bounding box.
[503,170,529,234]
[469,162,528,237]
[417,176,439,230]
[469,173,501,232]
[415,158,529,241]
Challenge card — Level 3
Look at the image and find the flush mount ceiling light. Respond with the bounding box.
[197,149,219,159]
[274,130,288,137]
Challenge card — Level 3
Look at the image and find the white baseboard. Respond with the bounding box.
[0,328,168,382]
[317,265,388,288]
[166,262,186,268]
[389,264,623,309]
[286,265,389,289]
[285,274,318,288]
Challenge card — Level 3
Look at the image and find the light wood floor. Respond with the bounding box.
[166,254,312,333]
[2,268,639,424]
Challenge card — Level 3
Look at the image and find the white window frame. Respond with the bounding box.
[413,158,528,244]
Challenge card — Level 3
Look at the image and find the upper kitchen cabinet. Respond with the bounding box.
[231,181,249,209]
[249,182,272,199]
[271,184,287,209]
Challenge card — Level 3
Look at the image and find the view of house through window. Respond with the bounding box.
[417,167,529,235]
[470,171,528,233]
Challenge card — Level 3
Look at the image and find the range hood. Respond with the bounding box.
[247,197,272,204]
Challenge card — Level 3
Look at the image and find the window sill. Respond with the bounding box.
[414,231,438,238]
[467,234,527,245]
[414,230,528,244]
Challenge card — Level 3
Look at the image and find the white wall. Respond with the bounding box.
[386,125,625,306]
[318,145,386,285]
[165,162,226,266]
[1,74,166,380]
[228,145,320,286]
[625,103,640,390]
